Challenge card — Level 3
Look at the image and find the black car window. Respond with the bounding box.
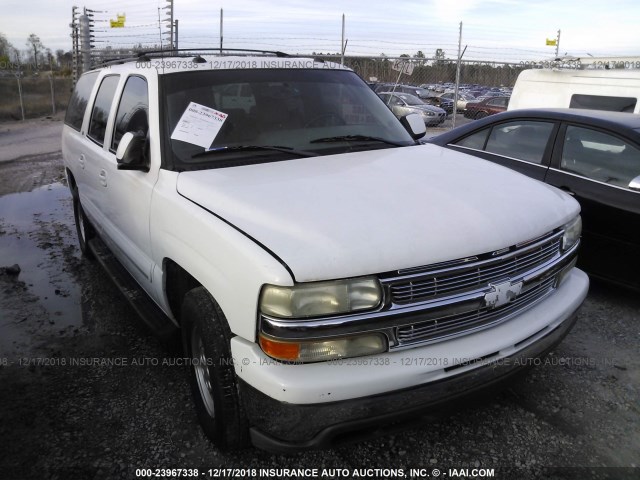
[88,75,120,146]
[487,98,508,108]
[455,128,490,150]
[570,94,637,113]
[561,125,640,188]
[64,71,99,131]
[111,76,149,152]
[484,121,554,164]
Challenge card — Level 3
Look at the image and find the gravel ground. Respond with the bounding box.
[0,121,638,480]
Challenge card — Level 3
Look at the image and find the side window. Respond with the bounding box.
[64,72,99,131]
[455,128,490,150]
[561,125,640,188]
[487,98,508,108]
[111,76,149,152]
[484,121,554,164]
[570,94,636,113]
[88,76,120,146]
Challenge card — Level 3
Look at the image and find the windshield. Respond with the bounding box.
[161,68,414,170]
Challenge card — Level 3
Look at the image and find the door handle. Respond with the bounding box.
[79,154,85,169]
[99,169,107,187]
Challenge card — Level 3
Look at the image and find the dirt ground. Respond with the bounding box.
[0,121,638,480]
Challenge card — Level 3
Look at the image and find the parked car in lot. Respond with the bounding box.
[428,108,640,291]
[440,91,476,111]
[62,54,587,452]
[464,96,510,119]
[375,84,454,114]
[423,95,454,114]
[378,92,446,126]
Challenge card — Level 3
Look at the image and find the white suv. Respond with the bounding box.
[62,51,588,452]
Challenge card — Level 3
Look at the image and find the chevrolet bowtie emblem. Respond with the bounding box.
[484,280,523,309]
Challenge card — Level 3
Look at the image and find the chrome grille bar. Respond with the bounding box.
[388,231,562,304]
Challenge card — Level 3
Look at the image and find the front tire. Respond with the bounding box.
[181,287,249,450]
[72,192,95,259]
[475,111,488,119]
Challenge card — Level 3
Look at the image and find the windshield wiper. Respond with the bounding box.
[191,145,318,159]
[309,135,406,147]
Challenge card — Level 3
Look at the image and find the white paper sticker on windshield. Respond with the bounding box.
[170,102,228,148]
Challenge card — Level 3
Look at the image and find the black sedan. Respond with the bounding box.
[428,108,640,291]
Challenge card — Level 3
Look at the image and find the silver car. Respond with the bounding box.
[379,92,446,126]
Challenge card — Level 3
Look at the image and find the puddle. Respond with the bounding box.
[0,183,84,357]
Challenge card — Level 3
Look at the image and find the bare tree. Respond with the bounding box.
[26,33,44,69]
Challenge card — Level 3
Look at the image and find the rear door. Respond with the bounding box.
[545,123,640,289]
[62,71,100,199]
[447,119,558,181]
[82,74,121,234]
[92,75,156,290]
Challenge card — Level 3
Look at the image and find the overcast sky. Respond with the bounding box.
[2,0,639,62]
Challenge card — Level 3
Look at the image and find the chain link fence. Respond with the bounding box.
[0,73,72,121]
[338,56,524,88]
[1,52,524,129]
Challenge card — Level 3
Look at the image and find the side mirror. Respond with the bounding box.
[629,175,640,191]
[400,113,427,140]
[116,132,149,171]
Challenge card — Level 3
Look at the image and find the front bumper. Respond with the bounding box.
[231,269,588,451]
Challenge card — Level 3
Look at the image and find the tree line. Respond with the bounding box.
[0,32,73,74]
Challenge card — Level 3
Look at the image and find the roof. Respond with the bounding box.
[427,108,640,145]
[496,108,640,128]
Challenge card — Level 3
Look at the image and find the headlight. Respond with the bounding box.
[422,111,435,116]
[561,215,582,251]
[260,277,382,319]
[259,332,387,363]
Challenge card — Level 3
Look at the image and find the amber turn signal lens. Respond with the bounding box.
[259,335,301,361]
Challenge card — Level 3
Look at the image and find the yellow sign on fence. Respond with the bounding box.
[546,38,557,46]
[110,13,126,28]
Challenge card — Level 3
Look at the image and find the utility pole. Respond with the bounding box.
[341,14,345,65]
[169,0,174,50]
[79,9,92,73]
[70,6,80,85]
[453,21,463,128]
[174,20,179,50]
[220,9,224,53]
[555,29,561,58]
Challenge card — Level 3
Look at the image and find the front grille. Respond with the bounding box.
[395,276,556,346]
[388,231,562,305]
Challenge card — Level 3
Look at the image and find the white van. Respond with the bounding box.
[508,68,640,113]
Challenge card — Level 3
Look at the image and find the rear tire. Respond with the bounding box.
[72,192,95,259]
[475,111,488,120]
[181,287,249,450]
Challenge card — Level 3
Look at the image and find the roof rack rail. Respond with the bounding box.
[136,48,292,58]
[95,48,293,68]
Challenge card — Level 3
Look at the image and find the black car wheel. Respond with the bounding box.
[72,192,95,259]
[475,111,489,120]
[182,287,249,450]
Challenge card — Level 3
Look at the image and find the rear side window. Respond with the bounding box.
[456,128,490,150]
[570,94,636,113]
[88,76,120,146]
[487,97,509,108]
[561,125,640,188]
[484,121,554,164]
[64,72,99,131]
[111,76,149,152]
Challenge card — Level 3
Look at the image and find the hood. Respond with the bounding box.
[177,144,579,282]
